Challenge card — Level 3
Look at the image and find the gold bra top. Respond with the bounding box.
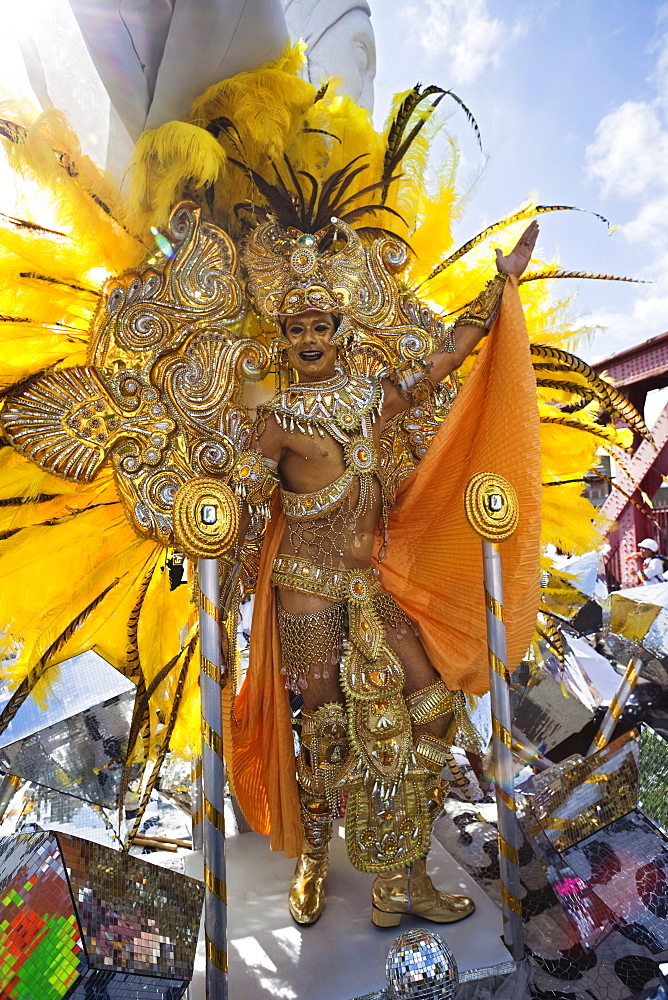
[280,437,382,520]
[280,467,356,520]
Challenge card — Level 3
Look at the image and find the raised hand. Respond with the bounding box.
[495,220,539,278]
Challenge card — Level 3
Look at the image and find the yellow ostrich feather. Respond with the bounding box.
[0,508,153,670]
[0,219,105,290]
[0,324,87,387]
[407,162,458,273]
[3,107,146,272]
[127,44,317,234]
[128,122,229,233]
[189,43,312,160]
[302,93,385,199]
[0,272,98,329]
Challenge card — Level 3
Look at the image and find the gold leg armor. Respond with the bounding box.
[274,556,433,874]
[371,721,475,928]
[274,558,480,886]
[289,703,350,925]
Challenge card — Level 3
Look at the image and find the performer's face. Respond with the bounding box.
[284,310,338,381]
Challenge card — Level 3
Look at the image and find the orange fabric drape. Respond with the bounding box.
[379,276,542,693]
[229,506,303,857]
[230,277,541,853]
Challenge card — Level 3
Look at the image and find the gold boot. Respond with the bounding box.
[371,857,475,927]
[288,835,330,925]
[371,726,475,927]
[289,704,349,924]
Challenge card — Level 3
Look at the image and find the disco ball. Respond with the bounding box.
[386,928,459,1000]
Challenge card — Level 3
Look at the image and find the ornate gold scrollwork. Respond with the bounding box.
[0,201,270,547]
[90,202,243,374]
[1,366,176,484]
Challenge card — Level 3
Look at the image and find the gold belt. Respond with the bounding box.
[272,554,382,603]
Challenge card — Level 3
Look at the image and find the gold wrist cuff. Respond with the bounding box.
[455,271,508,330]
[406,680,454,726]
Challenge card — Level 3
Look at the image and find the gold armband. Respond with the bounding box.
[406,680,455,726]
[455,271,508,330]
[230,450,278,518]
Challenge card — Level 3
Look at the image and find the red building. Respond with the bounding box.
[591,331,668,588]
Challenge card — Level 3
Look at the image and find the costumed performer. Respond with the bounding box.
[226,212,539,927]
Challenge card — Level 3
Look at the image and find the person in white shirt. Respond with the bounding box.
[634,538,665,584]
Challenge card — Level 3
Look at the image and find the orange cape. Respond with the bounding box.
[229,278,541,856]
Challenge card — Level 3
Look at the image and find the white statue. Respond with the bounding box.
[10,0,288,176]
[283,0,376,111]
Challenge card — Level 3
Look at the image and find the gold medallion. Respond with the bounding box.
[173,477,240,558]
[464,472,519,541]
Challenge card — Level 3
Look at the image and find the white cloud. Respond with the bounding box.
[651,3,668,108]
[403,0,508,85]
[585,101,668,198]
[623,192,668,247]
[584,15,668,347]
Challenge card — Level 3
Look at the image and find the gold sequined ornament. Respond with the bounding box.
[172,477,240,560]
[464,472,519,542]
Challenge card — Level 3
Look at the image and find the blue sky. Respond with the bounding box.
[372,1,668,364]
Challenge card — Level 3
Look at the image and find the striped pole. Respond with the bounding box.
[587,655,642,756]
[191,756,203,850]
[172,476,241,999]
[465,473,524,960]
[198,557,228,998]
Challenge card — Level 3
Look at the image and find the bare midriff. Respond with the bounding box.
[276,424,383,614]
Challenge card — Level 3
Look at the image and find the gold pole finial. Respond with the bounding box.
[464,471,519,541]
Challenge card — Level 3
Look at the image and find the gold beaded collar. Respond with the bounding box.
[261,370,382,442]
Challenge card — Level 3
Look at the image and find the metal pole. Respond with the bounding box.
[587,655,642,756]
[464,472,524,961]
[191,756,203,851]
[482,540,525,960]
[198,557,228,999]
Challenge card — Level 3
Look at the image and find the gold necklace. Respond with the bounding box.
[263,369,383,442]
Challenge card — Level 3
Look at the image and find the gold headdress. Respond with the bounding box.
[244,217,367,322]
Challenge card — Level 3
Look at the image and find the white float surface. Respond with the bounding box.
[186,823,513,1000]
